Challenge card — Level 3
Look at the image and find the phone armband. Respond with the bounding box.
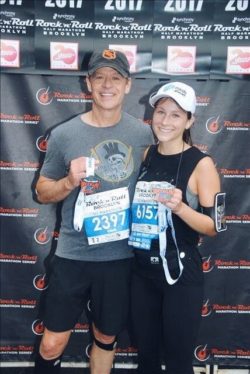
[201,192,227,233]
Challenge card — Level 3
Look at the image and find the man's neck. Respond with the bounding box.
[82,108,122,128]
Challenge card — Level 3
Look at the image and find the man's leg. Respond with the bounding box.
[90,324,117,374]
[34,328,71,374]
[89,258,133,374]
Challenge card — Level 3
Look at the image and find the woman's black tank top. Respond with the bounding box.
[137,145,208,249]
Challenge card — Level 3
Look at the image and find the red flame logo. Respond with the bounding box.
[202,300,212,317]
[34,227,51,245]
[36,87,53,105]
[32,320,44,335]
[202,256,214,273]
[206,115,222,134]
[36,135,48,152]
[33,274,48,291]
[194,344,210,361]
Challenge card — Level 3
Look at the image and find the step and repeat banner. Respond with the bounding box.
[1,0,250,369]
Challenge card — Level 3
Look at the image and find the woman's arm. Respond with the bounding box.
[156,157,221,236]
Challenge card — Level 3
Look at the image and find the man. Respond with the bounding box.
[34,49,154,374]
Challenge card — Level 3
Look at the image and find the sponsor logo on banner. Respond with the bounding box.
[206,115,250,132]
[0,253,38,264]
[225,214,250,224]
[0,112,40,125]
[154,18,212,42]
[0,345,34,355]
[194,345,210,362]
[35,87,92,105]
[36,135,48,152]
[195,347,250,361]
[213,348,250,360]
[215,14,249,41]
[226,46,250,74]
[167,46,196,74]
[202,300,250,317]
[213,303,250,314]
[171,17,194,24]
[50,42,78,70]
[0,207,39,217]
[72,322,89,333]
[0,161,40,171]
[202,255,250,272]
[33,274,48,291]
[0,298,36,309]
[0,39,20,67]
[109,44,137,72]
[223,119,250,131]
[196,95,211,107]
[219,168,249,178]
[32,319,44,335]
[115,346,138,357]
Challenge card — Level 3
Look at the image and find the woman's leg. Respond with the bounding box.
[131,272,163,374]
[162,283,203,374]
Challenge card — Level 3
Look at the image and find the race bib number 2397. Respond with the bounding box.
[83,187,130,245]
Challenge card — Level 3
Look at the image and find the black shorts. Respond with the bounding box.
[43,255,133,335]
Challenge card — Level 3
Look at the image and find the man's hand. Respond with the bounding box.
[67,156,99,189]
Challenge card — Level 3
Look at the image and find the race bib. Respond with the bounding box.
[129,180,184,285]
[83,187,130,245]
[129,180,173,250]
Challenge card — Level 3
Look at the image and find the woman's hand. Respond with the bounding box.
[153,187,183,213]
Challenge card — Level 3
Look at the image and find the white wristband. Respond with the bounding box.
[86,157,95,177]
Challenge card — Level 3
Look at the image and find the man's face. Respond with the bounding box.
[86,67,131,111]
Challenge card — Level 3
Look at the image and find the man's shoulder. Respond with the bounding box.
[51,114,81,136]
[122,112,146,127]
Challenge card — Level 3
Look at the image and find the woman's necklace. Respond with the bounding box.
[175,141,185,187]
[158,141,185,187]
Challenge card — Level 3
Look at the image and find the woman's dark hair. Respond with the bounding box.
[183,112,193,145]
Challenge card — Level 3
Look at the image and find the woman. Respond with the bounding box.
[129,82,224,374]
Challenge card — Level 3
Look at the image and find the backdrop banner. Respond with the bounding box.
[0,74,250,367]
[1,0,250,78]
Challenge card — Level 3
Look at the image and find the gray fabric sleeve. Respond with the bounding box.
[40,132,67,180]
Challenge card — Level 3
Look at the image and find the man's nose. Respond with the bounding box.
[102,77,112,87]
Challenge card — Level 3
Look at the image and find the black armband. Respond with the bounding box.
[201,193,227,232]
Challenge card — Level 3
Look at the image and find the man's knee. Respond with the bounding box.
[92,325,117,351]
[39,329,71,359]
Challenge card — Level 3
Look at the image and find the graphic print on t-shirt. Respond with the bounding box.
[91,140,134,182]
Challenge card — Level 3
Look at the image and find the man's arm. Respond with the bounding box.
[36,156,90,204]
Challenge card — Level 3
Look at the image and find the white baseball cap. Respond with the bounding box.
[149,82,196,114]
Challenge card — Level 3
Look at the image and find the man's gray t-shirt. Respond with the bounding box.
[40,112,154,261]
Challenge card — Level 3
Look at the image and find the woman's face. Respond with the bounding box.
[152,97,193,143]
